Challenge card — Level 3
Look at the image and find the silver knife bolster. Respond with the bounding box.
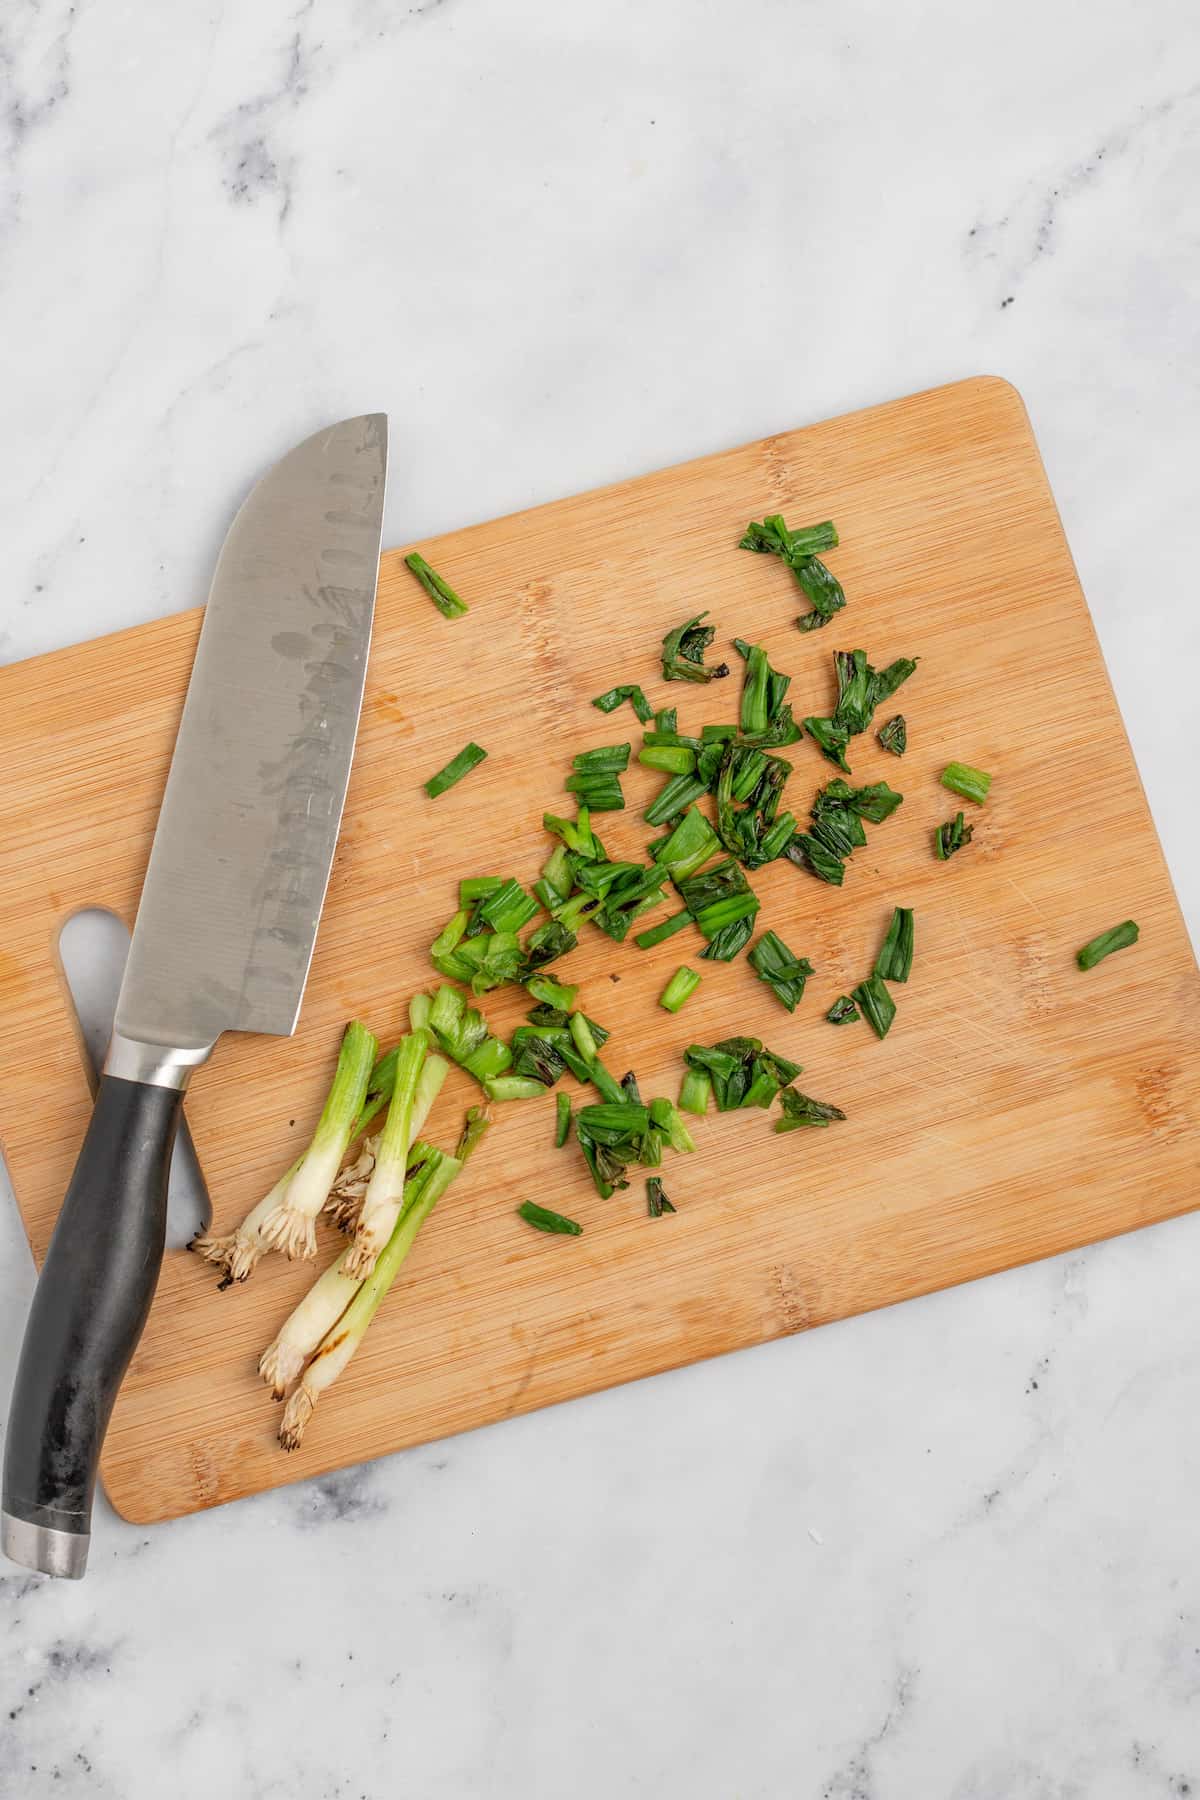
[102,1032,216,1091]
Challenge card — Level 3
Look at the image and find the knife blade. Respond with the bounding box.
[2,413,388,1578]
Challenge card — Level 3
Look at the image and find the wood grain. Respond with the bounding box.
[0,377,1196,1525]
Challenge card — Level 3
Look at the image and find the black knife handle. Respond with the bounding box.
[2,1075,182,1577]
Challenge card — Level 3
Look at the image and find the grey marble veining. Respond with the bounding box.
[2,1,1199,1794]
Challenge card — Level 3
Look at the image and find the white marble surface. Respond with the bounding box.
[2,1,1199,1793]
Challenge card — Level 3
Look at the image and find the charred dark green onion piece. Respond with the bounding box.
[878,715,906,756]
[851,971,896,1039]
[826,996,859,1024]
[748,931,814,1012]
[874,907,914,984]
[935,812,973,860]
[775,1088,847,1131]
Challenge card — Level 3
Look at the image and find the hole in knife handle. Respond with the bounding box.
[57,909,211,1248]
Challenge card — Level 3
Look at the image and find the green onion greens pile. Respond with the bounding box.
[192,512,1140,1452]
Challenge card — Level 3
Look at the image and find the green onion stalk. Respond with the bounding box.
[278,1110,491,1450]
[190,1151,305,1287]
[255,1023,379,1260]
[193,1023,377,1278]
[260,1138,443,1398]
[343,1029,430,1277]
[322,1053,449,1236]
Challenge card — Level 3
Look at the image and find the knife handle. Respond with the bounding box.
[2,1074,182,1579]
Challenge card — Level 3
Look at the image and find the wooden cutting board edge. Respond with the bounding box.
[1,374,1197,1526]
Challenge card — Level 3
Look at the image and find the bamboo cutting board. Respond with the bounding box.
[1,377,1197,1525]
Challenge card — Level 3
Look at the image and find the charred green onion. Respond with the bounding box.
[647,1177,677,1217]
[775,1088,847,1131]
[826,996,859,1024]
[661,612,730,684]
[874,907,914,984]
[878,715,906,756]
[517,1200,583,1235]
[748,932,813,1012]
[935,812,973,860]
[851,972,896,1040]
[592,684,653,724]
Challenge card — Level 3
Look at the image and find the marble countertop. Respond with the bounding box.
[2,2,1198,1794]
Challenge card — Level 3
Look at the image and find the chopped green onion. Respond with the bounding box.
[565,771,625,811]
[803,715,852,772]
[851,972,896,1040]
[644,773,709,827]
[874,907,914,984]
[748,931,814,1011]
[592,684,653,724]
[775,1088,847,1131]
[659,966,701,1013]
[425,742,487,798]
[646,1177,677,1217]
[477,877,539,934]
[527,974,578,1011]
[678,1067,712,1115]
[826,996,859,1024]
[739,516,839,559]
[555,1092,572,1146]
[409,993,432,1032]
[404,551,469,619]
[639,745,697,775]
[792,558,846,632]
[878,715,906,756]
[517,1200,582,1236]
[483,1075,547,1102]
[1076,919,1139,971]
[649,805,721,882]
[935,812,973,860]
[572,743,631,774]
[634,909,694,951]
[941,762,992,805]
[661,611,731,685]
[459,876,503,905]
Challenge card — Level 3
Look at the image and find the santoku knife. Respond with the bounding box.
[2,413,388,1578]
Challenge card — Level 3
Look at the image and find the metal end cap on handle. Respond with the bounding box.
[2,1511,89,1579]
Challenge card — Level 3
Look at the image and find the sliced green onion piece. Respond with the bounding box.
[639,745,697,775]
[528,974,578,1011]
[517,1200,582,1236]
[659,966,701,1013]
[851,972,896,1039]
[826,995,859,1024]
[404,551,469,619]
[592,684,653,724]
[555,1092,572,1146]
[483,1075,547,1102]
[646,1177,677,1218]
[941,762,992,805]
[1076,919,1139,970]
[874,907,914,984]
[424,743,487,798]
[678,1067,712,1116]
[634,909,693,951]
